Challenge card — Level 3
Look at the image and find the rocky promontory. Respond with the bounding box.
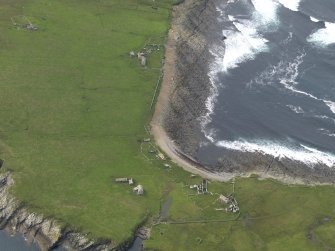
[0,172,125,251]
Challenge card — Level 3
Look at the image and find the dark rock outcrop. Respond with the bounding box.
[0,172,138,251]
[163,0,222,156]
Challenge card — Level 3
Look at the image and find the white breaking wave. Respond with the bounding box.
[228,15,235,22]
[216,140,335,167]
[200,1,335,167]
[221,0,280,71]
[308,22,335,47]
[277,0,301,11]
[251,0,279,25]
[286,105,304,114]
[200,44,225,142]
[325,100,335,114]
[201,1,278,137]
[310,16,320,23]
[222,20,268,71]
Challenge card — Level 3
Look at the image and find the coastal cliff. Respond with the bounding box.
[0,172,133,251]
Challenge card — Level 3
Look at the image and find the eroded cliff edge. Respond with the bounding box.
[153,0,222,156]
[0,172,139,251]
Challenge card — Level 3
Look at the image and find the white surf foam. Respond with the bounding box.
[277,0,301,11]
[248,52,305,87]
[315,115,335,123]
[324,100,335,114]
[202,0,282,140]
[282,86,335,116]
[251,0,279,25]
[221,0,281,72]
[248,52,335,115]
[199,44,225,142]
[308,22,335,47]
[310,16,320,23]
[228,15,235,22]
[222,20,268,71]
[216,139,335,167]
[286,105,304,114]
[318,128,335,138]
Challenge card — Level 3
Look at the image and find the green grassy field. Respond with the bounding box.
[1,0,335,250]
[146,177,335,250]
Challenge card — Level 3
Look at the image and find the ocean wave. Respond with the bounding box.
[251,0,279,25]
[200,1,277,137]
[248,52,305,87]
[318,128,335,138]
[199,0,278,137]
[216,139,335,167]
[248,52,335,115]
[277,0,301,11]
[199,44,225,141]
[324,100,335,114]
[310,16,321,23]
[222,20,268,71]
[286,105,304,114]
[307,22,335,47]
[221,0,280,72]
[315,115,335,124]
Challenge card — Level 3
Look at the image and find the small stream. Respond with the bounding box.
[127,237,144,251]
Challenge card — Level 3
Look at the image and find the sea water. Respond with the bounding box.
[0,230,66,251]
[199,0,335,167]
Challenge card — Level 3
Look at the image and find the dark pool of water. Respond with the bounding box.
[0,230,66,251]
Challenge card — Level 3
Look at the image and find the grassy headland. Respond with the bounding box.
[0,0,177,242]
[0,0,335,250]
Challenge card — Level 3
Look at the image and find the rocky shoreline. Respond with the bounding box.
[0,172,144,251]
[1,0,334,249]
[152,0,335,185]
[153,0,222,156]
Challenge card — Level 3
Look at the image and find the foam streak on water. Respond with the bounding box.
[216,140,335,167]
[249,52,335,115]
[286,105,304,114]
